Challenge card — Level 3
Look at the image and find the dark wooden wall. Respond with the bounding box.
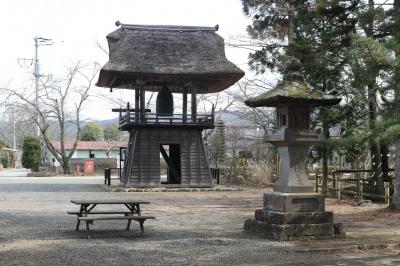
[121,128,213,187]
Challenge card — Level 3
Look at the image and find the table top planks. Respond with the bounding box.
[71,199,151,205]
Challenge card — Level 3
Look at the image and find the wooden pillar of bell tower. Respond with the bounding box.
[183,88,188,122]
[191,90,197,123]
[135,89,139,122]
[140,88,145,121]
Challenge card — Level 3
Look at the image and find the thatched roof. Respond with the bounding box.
[245,79,341,107]
[96,22,244,94]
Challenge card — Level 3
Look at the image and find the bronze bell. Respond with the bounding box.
[156,84,174,115]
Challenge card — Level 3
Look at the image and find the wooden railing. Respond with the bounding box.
[119,112,215,127]
[210,168,220,185]
[113,102,215,128]
[309,169,394,204]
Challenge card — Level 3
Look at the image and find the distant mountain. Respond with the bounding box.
[63,117,119,135]
[97,111,259,128]
[97,117,119,127]
[214,110,261,128]
[66,111,257,132]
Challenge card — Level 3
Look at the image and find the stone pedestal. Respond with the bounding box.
[244,192,345,241]
[263,192,325,212]
[273,145,315,193]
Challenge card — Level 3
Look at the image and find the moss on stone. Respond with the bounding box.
[245,80,340,107]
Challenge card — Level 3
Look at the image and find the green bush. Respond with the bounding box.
[1,156,8,168]
[21,136,41,172]
[80,123,103,141]
[103,124,121,141]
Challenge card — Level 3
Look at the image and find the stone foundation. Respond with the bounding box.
[263,192,325,212]
[244,192,345,241]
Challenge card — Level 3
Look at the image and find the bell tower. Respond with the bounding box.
[96,22,244,187]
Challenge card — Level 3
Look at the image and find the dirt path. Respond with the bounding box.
[0,173,399,265]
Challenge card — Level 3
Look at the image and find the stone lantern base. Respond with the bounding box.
[244,192,345,241]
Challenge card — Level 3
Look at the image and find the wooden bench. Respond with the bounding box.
[67,211,132,231]
[77,215,155,238]
[67,211,131,216]
[69,199,153,238]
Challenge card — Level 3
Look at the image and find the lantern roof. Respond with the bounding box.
[245,58,341,107]
[96,21,244,94]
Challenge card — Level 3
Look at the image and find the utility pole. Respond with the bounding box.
[33,36,53,137]
[12,105,16,151]
[12,105,16,168]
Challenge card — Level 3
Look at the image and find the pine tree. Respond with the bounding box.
[391,0,400,208]
[242,0,358,194]
[208,119,226,168]
[21,136,41,172]
[243,0,400,199]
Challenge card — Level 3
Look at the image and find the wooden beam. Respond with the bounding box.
[135,89,140,122]
[182,88,187,122]
[126,102,131,123]
[140,89,145,111]
[111,108,151,112]
[191,90,197,123]
[140,89,145,122]
[160,145,181,182]
[211,104,215,124]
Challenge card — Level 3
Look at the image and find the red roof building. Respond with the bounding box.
[50,141,126,159]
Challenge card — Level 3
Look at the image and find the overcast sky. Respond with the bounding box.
[0,0,252,120]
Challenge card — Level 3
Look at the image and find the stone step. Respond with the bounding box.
[254,209,333,224]
[244,219,345,241]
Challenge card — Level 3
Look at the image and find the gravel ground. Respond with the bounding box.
[1,169,400,265]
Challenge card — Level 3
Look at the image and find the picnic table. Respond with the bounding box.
[68,199,155,238]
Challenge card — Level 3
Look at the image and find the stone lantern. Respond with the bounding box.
[243,58,345,240]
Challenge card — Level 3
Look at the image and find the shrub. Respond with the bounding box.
[1,156,8,168]
[80,123,103,141]
[225,160,275,187]
[103,124,121,141]
[21,136,41,172]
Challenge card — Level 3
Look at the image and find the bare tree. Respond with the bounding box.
[225,78,276,131]
[0,61,100,174]
[198,91,236,142]
[225,126,248,177]
[94,40,157,111]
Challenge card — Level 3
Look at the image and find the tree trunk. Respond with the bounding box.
[62,164,68,175]
[380,142,389,181]
[364,0,383,196]
[321,119,329,196]
[393,0,400,208]
[61,157,71,175]
[395,143,400,208]
[321,77,329,196]
[367,86,384,196]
